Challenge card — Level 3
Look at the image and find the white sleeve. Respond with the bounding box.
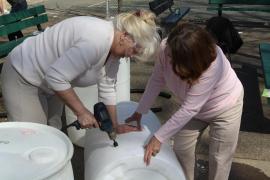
[44,41,98,91]
[98,58,120,105]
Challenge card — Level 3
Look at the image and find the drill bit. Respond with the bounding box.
[108,131,118,147]
[113,140,118,147]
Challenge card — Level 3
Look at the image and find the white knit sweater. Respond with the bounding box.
[9,16,119,105]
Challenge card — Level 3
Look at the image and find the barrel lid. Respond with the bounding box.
[0,122,73,180]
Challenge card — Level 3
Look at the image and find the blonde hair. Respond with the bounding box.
[113,10,160,62]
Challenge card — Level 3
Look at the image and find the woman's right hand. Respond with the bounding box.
[125,112,142,130]
[77,109,99,129]
[54,88,99,129]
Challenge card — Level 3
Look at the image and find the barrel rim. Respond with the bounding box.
[0,121,74,179]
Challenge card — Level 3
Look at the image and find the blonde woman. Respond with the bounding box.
[1,10,160,133]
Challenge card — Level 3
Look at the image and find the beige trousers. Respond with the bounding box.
[173,92,244,180]
[1,59,63,129]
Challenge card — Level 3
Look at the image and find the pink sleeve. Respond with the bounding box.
[155,59,221,143]
[136,50,166,114]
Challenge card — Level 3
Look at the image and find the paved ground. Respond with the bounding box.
[1,0,270,179]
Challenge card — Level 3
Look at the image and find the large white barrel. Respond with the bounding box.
[65,58,130,147]
[84,101,186,180]
[0,122,74,180]
[115,57,130,102]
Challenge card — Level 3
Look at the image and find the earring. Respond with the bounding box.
[119,36,124,46]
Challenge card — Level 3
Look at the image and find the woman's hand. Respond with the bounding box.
[55,88,99,129]
[77,109,99,129]
[144,136,161,166]
[125,112,142,130]
[115,124,140,134]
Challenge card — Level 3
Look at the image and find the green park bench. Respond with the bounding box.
[260,43,270,104]
[149,0,190,37]
[208,0,270,16]
[0,5,48,59]
[0,5,48,118]
[260,43,270,133]
[206,0,270,132]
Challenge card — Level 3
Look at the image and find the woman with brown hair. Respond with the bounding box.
[126,23,244,180]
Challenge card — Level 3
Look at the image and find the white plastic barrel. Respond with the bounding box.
[0,122,74,180]
[65,58,130,147]
[84,101,186,180]
[115,57,130,102]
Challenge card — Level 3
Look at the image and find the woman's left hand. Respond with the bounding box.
[115,124,140,134]
[144,136,161,166]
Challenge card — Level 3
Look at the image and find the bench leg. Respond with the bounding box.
[218,4,222,16]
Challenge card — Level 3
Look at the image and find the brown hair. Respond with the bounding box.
[167,23,217,85]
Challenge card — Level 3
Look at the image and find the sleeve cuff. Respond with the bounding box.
[154,131,167,143]
[46,81,71,91]
[99,94,117,105]
[136,105,149,114]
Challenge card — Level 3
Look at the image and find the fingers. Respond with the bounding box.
[144,136,161,166]
[144,146,159,166]
[85,121,99,129]
[93,120,99,128]
[79,119,97,129]
[116,124,141,134]
[125,117,133,123]
[125,118,142,130]
[77,112,99,129]
[144,146,152,166]
[136,119,142,130]
[144,147,160,166]
[125,112,142,130]
[80,122,94,129]
[125,124,140,131]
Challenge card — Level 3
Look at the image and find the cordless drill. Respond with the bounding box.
[93,102,118,147]
[62,102,118,147]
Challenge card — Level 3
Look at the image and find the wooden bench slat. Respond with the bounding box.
[208,0,270,16]
[260,43,270,89]
[0,14,48,36]
[0,5,48,59]
[149,0,190,34]
[0,5,46,25]
[164,7,190,24]
[209,0,270,5]
[149,0,174,16]
[207,7,270,12]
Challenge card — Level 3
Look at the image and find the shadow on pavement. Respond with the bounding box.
[197,159,270,180]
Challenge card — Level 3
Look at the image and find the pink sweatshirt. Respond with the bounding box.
[136,40,243,143]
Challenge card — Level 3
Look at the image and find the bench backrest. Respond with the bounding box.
[209,0,270,5]
[260,43,270,89]
[0,5,48,58]
[0,5,48,36]
[208,0,270,16]
[149,0,174,16]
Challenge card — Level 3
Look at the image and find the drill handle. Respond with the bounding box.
[71,120,81,130]
[61,120,81,131]
[94,102,113,133]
